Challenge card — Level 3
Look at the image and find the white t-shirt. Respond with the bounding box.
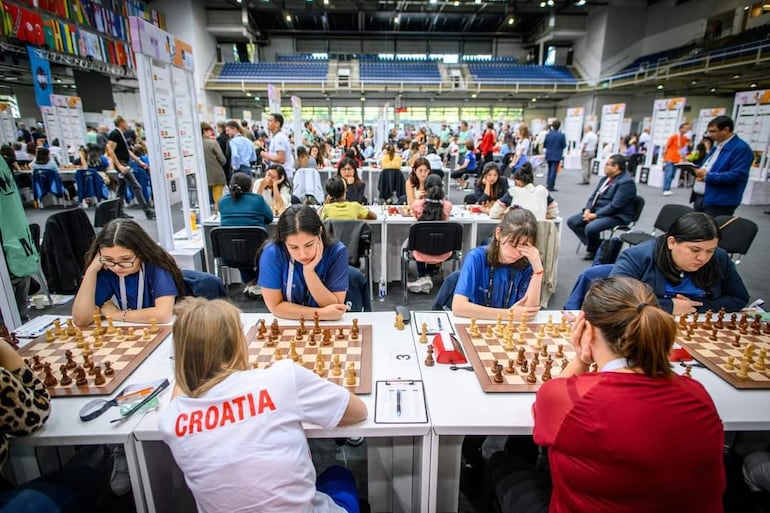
[581,131,598,154]
[515,138,530,156]
[159,359,350,513]
[268,130,295,179]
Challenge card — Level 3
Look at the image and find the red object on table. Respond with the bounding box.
[433,333,468,365]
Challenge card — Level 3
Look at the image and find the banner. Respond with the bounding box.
[27,46,53,108]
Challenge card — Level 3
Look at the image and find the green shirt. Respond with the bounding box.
[0,158,38,277]
[320,201,370,220]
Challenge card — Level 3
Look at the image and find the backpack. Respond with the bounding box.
[593,237,623,266]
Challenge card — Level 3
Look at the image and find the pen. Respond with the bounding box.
[396,389,402,417]
[111,378,170,423]
[437,317,443,331]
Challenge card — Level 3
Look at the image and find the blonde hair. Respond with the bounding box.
[173,297,250,397]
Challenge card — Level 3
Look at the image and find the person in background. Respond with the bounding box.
[579,124,598,185]
[464,162,508,205]
[86,126,98,145]
[503,123,531,177]
[450,141,477,190]
[106,115,155,220]
[218,172,273,298]
[1,144,21,173]
[543,120,567,192]
[240,120,256,142]
[687,136,713,211]
[13,142,32,166]
[379,144,403,169]
[405,157,431,207]
[254,164,292,215]
[32,147,60,176]
[320,176,376,221]
[16,121,31,143]
[638,126,651,150]
[308,144,321,169]
[48,138,66,167]
[159,297,367,513]
[406,174,453,294]
[478,121,496,164]
[489,162,554,221]
[692,115,753,217]
[662,122,691,196]
[201,122,227,211]
[215,121,232,182]
[336,157,367,205]
[293,146,325,205]
[95,125,110,150]
[611,212,748,315]
[226,120,256,175]
[487,276,724,513]
[260,113,295,180]
[452,208,543,320]
[72,219,184,327]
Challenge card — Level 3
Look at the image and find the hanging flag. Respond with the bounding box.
[27,46,53,107]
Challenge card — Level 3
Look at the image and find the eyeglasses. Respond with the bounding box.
[99,255,139,269]
[340,167,355,172]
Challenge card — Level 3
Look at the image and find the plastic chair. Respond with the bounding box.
[209,226,269,288]
[94,199,123,228]
[401,222,464,303]
[75,169,109,205]
[620,203,693,247]
[715,216,758,265]
[28,223,53,308]
[32,168,66,204]
[323,219,373,301]
[377,168,406,203]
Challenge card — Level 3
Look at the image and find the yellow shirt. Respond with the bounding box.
[380,154,403,169]
[320,201,370,220]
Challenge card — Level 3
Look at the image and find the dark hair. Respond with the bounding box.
[274,205,332,248]
[386,145,396,159]
[654,212,721,290]
[0,144,14,161]
[607,154,627,172]
[240,120,249,128]
[583,277,676,378]
[518,124,530,139]
[201,122,213,134]
[85,144,104,169]
[296,146,308,158]
[487,208,538,268]
[465,141,474,151]
[325,175,346,201]
[336,157,363,184]
[418,175,446,222]
[409,158,431,189]
[708,115,733,132]
[229,172,253,200]
[225,120,240,130]
[133,144,146,157]
[84,220,184,296]
[266,164,291,191]
[34,147,50,165]
[513,162,534,185]
[478,162,505,202]
[52,138,60,146]
[551,120,561,130]
[270,113,284,128]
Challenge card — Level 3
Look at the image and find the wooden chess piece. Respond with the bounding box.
[315,359,325,376]
[520,359,529,373]
[271,319,280,336]
[149,318,159,333]
[351,319,359,339]
[332,354,342,376]
[491,359,500,374]
[419,323,428,344]
[736,358,750,381]
[732,334,741,347]
[493,365,504,384]
[32,355,43,371]
[751,314,762,335]
[74,366,87,387]
[754,349,766,372]
[710,328,718,341]
[53,319,62,337]
[703,310,712,329]
[126,327,138,341]
[298,316,306,335]
[43,363,57,387]
[555,344,564,359]
[728,313,737,330]
[93,333,103,348]
[308,333,316,346]
[59,366,72,386]
[274,348,283,361]
[322,329,332,346]
[315,352,326,371]
[294,329,304,342]
[503,332,514,352]
[540,344,548,358]
[93,366,106,386]
[506,359,516,374]
[425,345,435,367]
[764,321,770,335]
[683,365,692,378]
[684,328,692,341]
[45,329,55,343]
[345,363,357,386]
[526,365,537,384]
[725,356,735,371]
[66,319,76,337]
[65,351,76,370]
[546,314,554,332]
[716,308,725,329]
[485,324,493,337]
[542,360,553,382]
[519,313,528,334]
[289,341,300,362]
[517,347,526,365]
[394,313,405,330]
[105,316,115,334]
[313,312,322,334]
[336,327,346,340]
[142,328,151,341]
[103,361,114,376]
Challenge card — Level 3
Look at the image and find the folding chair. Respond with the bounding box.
[401,222,464,303]
[715,216,758,265]
[619,203,693,247]
[209,226,269,288]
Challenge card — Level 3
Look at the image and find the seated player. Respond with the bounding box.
[489,163,553,221]
[159,297,367,513]
[253,164,292,215]
[487,277,724,513]
[336,158,368,205]
[566,154,637,260]
[320,176,377,221]
[72,219,184,326]
[404,157,431,207]
[463,162,508,205]
[450,141,477,190]
[259,205,361,320]
[452,208,543,320]
[611,211,749,315]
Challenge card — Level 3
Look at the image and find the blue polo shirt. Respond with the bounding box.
[94,263,178,310]
[258,241,348,306]
[454,246,533,308]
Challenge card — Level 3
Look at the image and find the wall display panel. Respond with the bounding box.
[733,90,770,181]
[645,97,686,168]
[598,103,625,156]
[49,94,87,153]
[0,103,16,145]
[564,107,585,152]
[694,107,726,140]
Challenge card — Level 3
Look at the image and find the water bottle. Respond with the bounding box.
[378,276,386,302]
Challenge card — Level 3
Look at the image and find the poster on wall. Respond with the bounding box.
[172,67,197,177]
[0,104,16,145]
[646,97,686,168]
[50,94,87,153]
[598,103,625,157]
[213,106,227,123]
[733,90,770,180]
[267,84,281,114]
[563,107,584,152]
[694,107,726,140]
[39,106,63,150]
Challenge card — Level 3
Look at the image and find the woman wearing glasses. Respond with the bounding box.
[452,208,543,320]
[336,158,368,205]
[72,219,184,327]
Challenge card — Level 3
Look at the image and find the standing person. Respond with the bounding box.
[662,122,691,196]
[687,136,713,211]
[478,122,496,164]
[240,120,256,142]
[692,115,753,217]
[503,123,530,177]
[452,208,543,321]
[487,276,725,513]
[215,121,232,182]
[579,124,598,185]
[219,172,273,297]
[457,121,473,162]
[106,116,155,220]
[260,113,295,180]
[16,121,31,143]
[201,122,228,211]
[71,219,184,327]
[543,120,567,192]
[159,297,367,513]
[638,126,651,150]
[226,120,256,175]
[567,154,637,261]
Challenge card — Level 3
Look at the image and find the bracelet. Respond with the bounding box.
[534,269,544,275]
[121,310,127,322]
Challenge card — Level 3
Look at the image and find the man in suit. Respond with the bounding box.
[692,115,753,217]
[567,154,638,260]
[543,120,567,191]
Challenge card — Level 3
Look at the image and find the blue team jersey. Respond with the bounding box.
[454,246,532,308]
[94,263,178,310]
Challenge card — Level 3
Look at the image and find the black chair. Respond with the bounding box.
[323,219,373,301]
[94,198,123,228]
[575,195,645,254]
[715,216,758,265]
[378,168,406,203]
[401,222,464,303]
[209,226,269,289]
[28,223,53,308]
[619,203,693,247]
[40,208,95,293]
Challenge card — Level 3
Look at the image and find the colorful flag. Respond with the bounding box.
[27,45,53,107]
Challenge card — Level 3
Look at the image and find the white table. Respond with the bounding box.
[131,312,431,513]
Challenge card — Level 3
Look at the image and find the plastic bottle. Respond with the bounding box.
[378,276,386,302]
[190,210,198,231]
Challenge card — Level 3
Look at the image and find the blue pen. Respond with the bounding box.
[396,389,402,417]
[437,317,443,331]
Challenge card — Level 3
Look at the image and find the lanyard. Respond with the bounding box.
[119,264,144,311]
[286,260,313,306]
[601,357,630,372]
[485,265,515,308]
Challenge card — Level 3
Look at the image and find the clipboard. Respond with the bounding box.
[412,311,454,335]
[374,380,428,424]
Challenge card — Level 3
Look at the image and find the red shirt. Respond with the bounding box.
[479,129,496,154]
[533,372,724,513]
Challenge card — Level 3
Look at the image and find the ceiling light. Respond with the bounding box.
[430,0,437,3]
[656,84,664,89]
[508,17,514,25]
[576,0,586,5]
[744,5,749,9]
[710,87,717,92]
[285,14,292,22]
[56,78,62,82]
[393,16,400,24]
[691,80,698,85]
[547,0,555,6]
[360,96,366,101]
[531,98,537,102]
[475,0,482,4]
[471,93,477,98]
[246,92,251,96]
[324,0,329,3]
[236,0,242,3]
[751,83,758,87]
[733,74,741,79]
[454,1,459,6]
[539,1,546,7]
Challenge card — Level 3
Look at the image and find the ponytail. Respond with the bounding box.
[229,172,252,201]
[418,175,445,222]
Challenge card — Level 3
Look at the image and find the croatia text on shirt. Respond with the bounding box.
[174,389,277,437]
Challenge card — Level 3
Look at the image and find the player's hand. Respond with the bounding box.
[100,301,120,317]
[304,236,324,273]
[672,294,702,315]
[86,256,105,275]
[509,295,540,321]
[318,303,348,320]
[517,244,543,274]
[119,166,130,175]
[582,208,591,221]
[569,311,593,367]
[140,162,149,170]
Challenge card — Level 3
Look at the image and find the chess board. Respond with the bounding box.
[675,314,770,390]
[244,320,373,395]
[455,319,575,393]
[18,321,172,398]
